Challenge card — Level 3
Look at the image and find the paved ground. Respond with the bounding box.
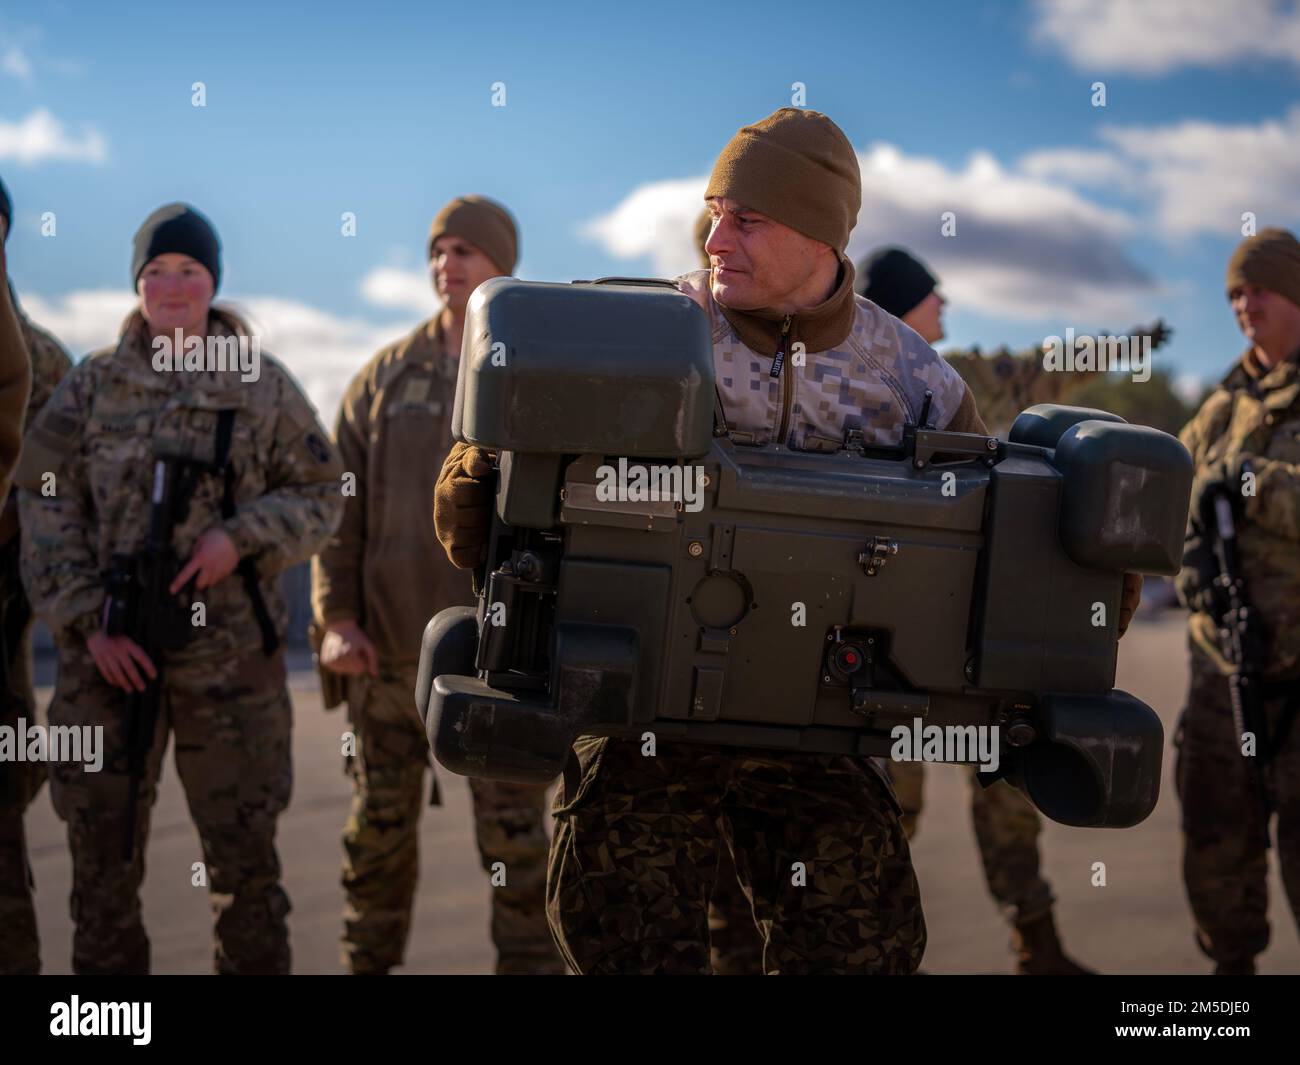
[23,609,1300,974]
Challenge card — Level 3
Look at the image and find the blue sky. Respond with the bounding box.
[2,0,1298,418]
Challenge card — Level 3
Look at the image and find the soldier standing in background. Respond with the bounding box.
[312,196,564,975]
[855,246,1100,974]
[16,203,343,973]
[0,175,44,974]
[1175,227,1300,975]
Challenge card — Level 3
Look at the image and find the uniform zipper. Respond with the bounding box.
[771,314,794,445]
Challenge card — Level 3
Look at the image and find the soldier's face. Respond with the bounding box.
[704,197,832,311]
[137,254,215,335]
[902,291,946,345]
[431,236,501,314]
[1230,282,1300,353]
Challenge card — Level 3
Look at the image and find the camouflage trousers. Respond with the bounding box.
[341,668,563,974]
[48,643,293,975]
[1176,649,1300,968]
[0,552,42,975]
[887,759,1054,924]
[546,736,926,974]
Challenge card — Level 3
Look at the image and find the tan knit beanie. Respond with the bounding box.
[427,195,518,275]
[1226,227,1300,310]
[704,108,861,253]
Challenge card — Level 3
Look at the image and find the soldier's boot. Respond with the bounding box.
[1012,911,1096,975]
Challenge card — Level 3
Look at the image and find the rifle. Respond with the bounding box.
[106,454,207,862]
[1201,466,1274,847]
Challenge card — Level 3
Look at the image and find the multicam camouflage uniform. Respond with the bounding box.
[15,309,342,974]
[0,291,70,975]
[1175,346,1300,972]
[313,318,562,975]
[545,266,982,975]
[886,761,1053,924]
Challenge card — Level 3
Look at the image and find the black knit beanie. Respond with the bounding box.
[855,247,938,318]
[0,176,11,242]
[132,203,222,290]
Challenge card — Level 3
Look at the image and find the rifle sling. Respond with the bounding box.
[215,409,279,656]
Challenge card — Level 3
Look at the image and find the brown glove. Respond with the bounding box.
[434,440,495,569]
[1117,572,1143,639]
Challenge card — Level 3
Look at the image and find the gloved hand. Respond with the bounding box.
[434,441,495,569]
[1117,572,1143,639]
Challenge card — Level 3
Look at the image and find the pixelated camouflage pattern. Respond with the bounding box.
[46,644,294,974]
[1176,349,1300,679]
[341,668,562,974]
[1176,648,1300,968]
[547,736,925,974]
[674,269,968,448]
[15,310,343,652]
[885,759,1053,926]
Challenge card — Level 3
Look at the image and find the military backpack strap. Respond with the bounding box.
[214,408,280,656]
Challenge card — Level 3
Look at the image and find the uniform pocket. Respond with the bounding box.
[551,734,610,817]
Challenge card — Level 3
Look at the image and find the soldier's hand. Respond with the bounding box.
[320,619,379,677]
[171,527,239,593]
[434,441,495,569]
[87,629,158,693]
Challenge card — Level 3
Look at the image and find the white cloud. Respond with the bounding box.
[1031,0,1300,75]
[582,143,1155,325]
[1018,107,1300,237]
[1173,372,1209,406]
[0,108,107,166]
[848,144,1153,323]
[234,295,408,423]
[1017,147,1139,189]
[580,176,708,277]
[18,288,416,426]
[15,288,134,354]
[1098,106,1300,237]
[2,45,33,82]
[359,264,438,317]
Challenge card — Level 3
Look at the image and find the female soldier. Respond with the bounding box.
[16,203,343,974]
